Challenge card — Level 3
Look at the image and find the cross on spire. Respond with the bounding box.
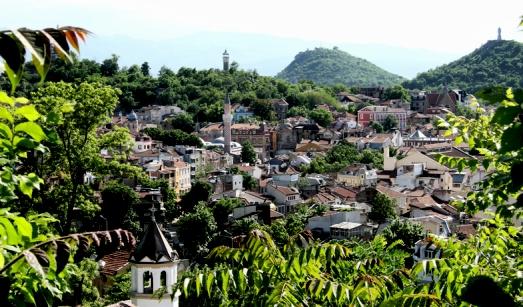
[149,206,157,221]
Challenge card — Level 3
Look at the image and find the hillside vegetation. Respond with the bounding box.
[277,47,406,87]
[403,40,523,92]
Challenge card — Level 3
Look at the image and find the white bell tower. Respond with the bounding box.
[129,209,187,307]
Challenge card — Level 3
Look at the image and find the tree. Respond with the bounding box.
[371,121,384,133]
[360,148,384,169]
[175,230,409,306]
[163,112,194,133]
[142,127,202,147]
[211,198,242,230]
[369,193,397,224]
[100,54,119,77]
[309,108,334,127]
[383,115,399,131]
[241,141,257,164]
[0,209,136,306]
[140,61,150,76]
[382,219,424,250]
[391,215,520,306]
[178,181,213,213]
[436,88,523,217]
[383,85,410,101]
[287,106,310,117]
[32,82,121,234]
[250,99,275,121]
[176,202,218,259]
[101,181,141,233]
[242,173,257,191]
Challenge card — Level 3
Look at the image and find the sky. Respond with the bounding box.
[2,0,522,51]
[1,0,522,76]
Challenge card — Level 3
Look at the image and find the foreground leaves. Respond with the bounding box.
[0,27,90,93]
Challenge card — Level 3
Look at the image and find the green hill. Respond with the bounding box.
[403,40,523,92]
[276,47,405,87]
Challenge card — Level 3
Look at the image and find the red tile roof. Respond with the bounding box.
[100,249,132,276]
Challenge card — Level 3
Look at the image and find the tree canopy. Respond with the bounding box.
[403,40,523,92]
[277,47,406,87]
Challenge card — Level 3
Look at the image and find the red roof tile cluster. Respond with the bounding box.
[100,249,132,276]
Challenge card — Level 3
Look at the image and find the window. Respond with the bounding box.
[160,271,167,287]
[424,250,434,259]
[143,271,153,293]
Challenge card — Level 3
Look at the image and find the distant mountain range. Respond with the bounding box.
[79,32,461,78]
[276,47,406,87]
[403,40,523,92]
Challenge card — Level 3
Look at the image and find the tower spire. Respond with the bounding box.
[497,27,502,40]
[222,50,232,154]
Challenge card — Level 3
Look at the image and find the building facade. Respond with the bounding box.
[357,106,408,130]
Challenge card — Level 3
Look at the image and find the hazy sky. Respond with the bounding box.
[2,0,522,53]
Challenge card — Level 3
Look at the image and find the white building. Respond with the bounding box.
[265,184,302,214]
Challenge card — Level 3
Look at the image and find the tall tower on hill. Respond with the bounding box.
[222,50,232,154]
[498,27,502,40]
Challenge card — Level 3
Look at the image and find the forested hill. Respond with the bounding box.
[276,47,406,87]
[403,40,523,92]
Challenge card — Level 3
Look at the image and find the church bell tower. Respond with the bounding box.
[130,209,187,307]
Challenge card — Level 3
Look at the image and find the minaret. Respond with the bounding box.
[222,50,232,154]
[497,27,502,41]
[130,208,186,307]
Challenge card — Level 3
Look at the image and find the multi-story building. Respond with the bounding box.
[232,105,254,122]
[357,106,408,130]
[265,183,302,214]
[175,146,204,179]
[231,123,271,159]
[337,163,378,187]
[173,161,191,197]
[136,105,184,124]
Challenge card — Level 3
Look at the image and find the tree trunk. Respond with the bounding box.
[63,173,82,234]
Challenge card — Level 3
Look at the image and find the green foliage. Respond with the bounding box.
[211,198,242,230]
[178,181,213,213]
[32,82,121,234]
[0,27,89,94]
[403,40,523,92]
[241,173,257,191]
[250,99,275,121]
[175,229,410,306]
[369,193,397,224]
[101,181,141,234]
[0,207,136,306]
[391,216,521,306]
[142,127,202,147]
[371,121,384,133]
[287,106,309,117]
[383,85,411,101]
[383,115,399,132]
[382,219,424,250]
[277,47,405,87]
[0,91,45,202]
[295,90,341,109]
[436,88,523,218]
[102,271,131,305]
[241,141,257,164]
[163,112,194,133]
[177,202,218,259]
[360,148,384,169]
[309,108,334,127]
[306,142,383,173]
